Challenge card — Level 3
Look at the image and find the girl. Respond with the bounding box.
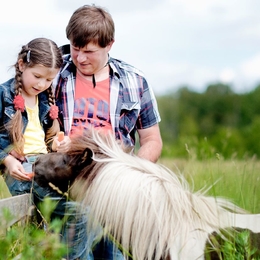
[0,38,92,260]
[0,37,63,195]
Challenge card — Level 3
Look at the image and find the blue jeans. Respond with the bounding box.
[4,156,124,260]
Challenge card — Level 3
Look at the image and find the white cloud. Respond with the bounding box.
[219,68,236,84]
[240,54,260,78]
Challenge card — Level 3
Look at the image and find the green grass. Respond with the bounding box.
[0,176,11,199]
[159,157,260,213]
[205,228,260,259]
[0,197,67,259]
[159,157,260,259]
[1,158,260,259]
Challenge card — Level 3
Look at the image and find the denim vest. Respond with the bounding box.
[0,78,53,162]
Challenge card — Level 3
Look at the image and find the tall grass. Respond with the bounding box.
[0,197,67,259]
[1,156,260,259]
[0,176,11,199]
[159,156,260,259]
[159,156,260,213]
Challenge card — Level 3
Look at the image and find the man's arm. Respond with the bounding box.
[137,124,163,163]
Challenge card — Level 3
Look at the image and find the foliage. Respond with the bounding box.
[205,229,260,260]
[0,198,67,260]
[157,82,260,159]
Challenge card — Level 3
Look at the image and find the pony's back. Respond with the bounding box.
[70,130,246,260]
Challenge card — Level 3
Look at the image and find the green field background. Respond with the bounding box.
[160,158,260,213]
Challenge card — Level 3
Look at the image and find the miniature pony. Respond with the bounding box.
[33,130,260,260]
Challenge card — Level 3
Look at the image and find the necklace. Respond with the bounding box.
[92,63,108,88]
[92,55,110,88]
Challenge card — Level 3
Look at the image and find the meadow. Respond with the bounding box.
[0,157,260,259]
[159,157,260,213]
[160,157,260,259]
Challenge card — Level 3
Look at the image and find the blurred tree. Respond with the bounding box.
[157,82,260,159]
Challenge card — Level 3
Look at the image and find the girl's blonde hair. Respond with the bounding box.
[6,37,63,155]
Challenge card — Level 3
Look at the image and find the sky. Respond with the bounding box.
[1,0,260,96]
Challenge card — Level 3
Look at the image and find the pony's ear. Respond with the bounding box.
[71,148,93,169]
[80,148,93,166]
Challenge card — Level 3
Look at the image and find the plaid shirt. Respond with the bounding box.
[53,55,161,146]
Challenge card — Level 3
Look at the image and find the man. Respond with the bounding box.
[53,4,163,259]
[54,4,162,163]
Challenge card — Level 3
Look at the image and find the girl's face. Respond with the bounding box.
[70,41,113,76]
[18,60,59,97]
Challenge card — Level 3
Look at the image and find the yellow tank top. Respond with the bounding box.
[23,98,48,154]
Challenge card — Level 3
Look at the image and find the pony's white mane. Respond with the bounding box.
[72,131,250,260]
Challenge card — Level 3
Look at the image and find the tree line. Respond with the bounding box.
[156,83,260,160]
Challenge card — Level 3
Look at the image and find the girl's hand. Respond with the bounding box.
[4,155,31,181]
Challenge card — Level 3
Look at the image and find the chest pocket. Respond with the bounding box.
[119,101,141,133]
[121,102,140,111]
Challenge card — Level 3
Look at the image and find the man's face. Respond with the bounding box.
[70,41,112,76]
